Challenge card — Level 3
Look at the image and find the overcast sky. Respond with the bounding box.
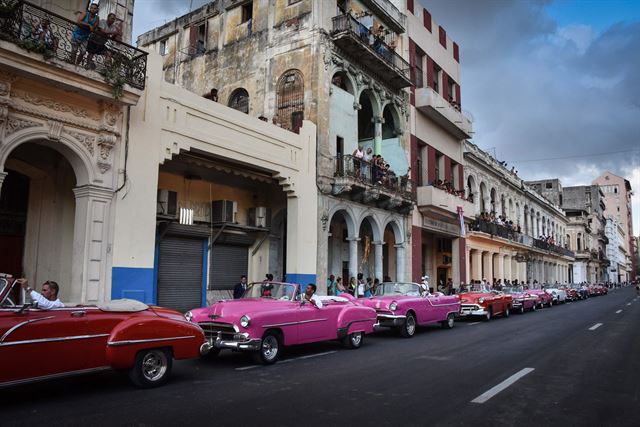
[132,0,640,233]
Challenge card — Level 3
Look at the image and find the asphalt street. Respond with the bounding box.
[2,286,639,427]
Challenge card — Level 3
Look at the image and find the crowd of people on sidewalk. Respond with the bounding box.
[326,273,394,298]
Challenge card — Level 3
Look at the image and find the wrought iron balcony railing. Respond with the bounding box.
[334,154,415,201]
[0,1,147,91]
[331,13,410,86]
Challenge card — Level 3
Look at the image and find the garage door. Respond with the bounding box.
[158,236,203,313]
[210,244,248,290]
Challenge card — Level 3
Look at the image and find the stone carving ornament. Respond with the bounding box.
[65,130,96,155]
[4,117,41,137]
[13,91,91,119]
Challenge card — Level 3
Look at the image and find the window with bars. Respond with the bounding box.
[275,70,304,133]
[228,88,249,114]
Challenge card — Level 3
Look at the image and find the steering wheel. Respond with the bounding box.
[279,295,290,301]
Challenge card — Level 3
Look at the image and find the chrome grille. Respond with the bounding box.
[198,322,237,340]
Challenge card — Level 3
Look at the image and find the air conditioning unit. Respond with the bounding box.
[248,207,272,228]
[157,189,178,217]
[211,200,237,223]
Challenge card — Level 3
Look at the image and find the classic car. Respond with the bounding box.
[186,282,377,364]
[526,285,554,308]
[458,284,513,321]
[561,286,580,302]
[357,282,461,338]
[502,286,538,314]
[543,284,567,304]
[0,276,207,388]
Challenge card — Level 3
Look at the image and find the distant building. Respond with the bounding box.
[592,172,635,281]
[604,217,627,283]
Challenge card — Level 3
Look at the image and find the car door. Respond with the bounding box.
[297,299,339,343]
[422,295,440,324]
[0,307,90,385]
[80,307,127,369]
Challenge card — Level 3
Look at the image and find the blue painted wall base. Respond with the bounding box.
[285,273,317,286]
[112,267,155,304]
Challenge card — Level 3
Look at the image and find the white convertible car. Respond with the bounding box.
[543,284,567,304]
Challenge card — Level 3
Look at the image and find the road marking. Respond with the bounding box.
[467,322,481,326]
[235,365,260,371]
[616,310,622,314]
[471,368,535,404]
[589,323,603,331]
[296,351,337,360]
[628,303,632,306]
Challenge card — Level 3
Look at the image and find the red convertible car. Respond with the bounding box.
[0,276,207,388]
[458,284,513,321]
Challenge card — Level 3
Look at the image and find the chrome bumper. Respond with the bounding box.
[207,331,262,351]
[459,305,488,317]
[376,314,406,327]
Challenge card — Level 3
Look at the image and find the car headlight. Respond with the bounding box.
[478,298,485,304]
[185,311,193,322]
[389,302,398,311]
[240,315,251,328]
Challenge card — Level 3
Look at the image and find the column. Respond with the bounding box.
[72,185,114,303]
[471,249,482,281]
[395,244,406,282]
[347,237,360,282]
[482,251,494,282]
[373,115,383,155]
[452,237,462,286]
[373,241,384,282]
[286,192,318,288]
[504,255,512,282]
[465,247,471,285]
[494,254,504,284]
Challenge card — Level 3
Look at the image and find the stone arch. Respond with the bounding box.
[331,69,356,95]
[327,205,358,238]
[490,187,497,214]
[382,217,404,245]
[0,127,95,186]
[479,181,488,213]
[356,214,383,243]
[466,174,478,205]
[228,88,249,114]
[381,102,403,137]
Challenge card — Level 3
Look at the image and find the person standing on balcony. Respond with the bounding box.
[363,147,372,183]
[86,12,122,69]
[70,2,99,66]
[353,145,364,179]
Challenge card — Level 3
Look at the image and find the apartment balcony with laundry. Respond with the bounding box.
[0,1,147,101]
[331,13,411,89]
[332,155,415,213]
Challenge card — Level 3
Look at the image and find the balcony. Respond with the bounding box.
[360,0,406,34]
[0,1,147,94]
[417,185,474,217]
[331,14,411,89]
[332,155,415,213]
[415,86,472,139]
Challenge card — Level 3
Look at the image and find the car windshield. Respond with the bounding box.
[0,277,20,307]
[375,283,423,297]
[241,282,298,301]
[459,284,491,293]
[503,286,524,293]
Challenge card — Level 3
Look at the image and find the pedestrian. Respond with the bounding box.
[357,273,365,298]
[364,277,373,297]
[336,277,346,295]
[348,277,356,295]
[326,274,336,296]
[233,275,248,299]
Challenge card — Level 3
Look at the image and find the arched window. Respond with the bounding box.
[228,88,249,114]
[276,69,304,133]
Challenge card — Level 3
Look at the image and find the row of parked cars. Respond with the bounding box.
[0,276,608,389]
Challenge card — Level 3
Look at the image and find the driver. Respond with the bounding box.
[302,284,323,308]
[16,278,64,309]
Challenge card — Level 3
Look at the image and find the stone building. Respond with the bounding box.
[0,0,144,303]
[138,0,415,291]
[465,143,573,286]
[406,3,473,288]
[593,171,635,281]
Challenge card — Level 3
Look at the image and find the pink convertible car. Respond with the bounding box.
[359,282,461,338]
[186,282,376,364]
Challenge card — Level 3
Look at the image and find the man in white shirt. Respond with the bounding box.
[17,278,65,309]
[302,284,323,308]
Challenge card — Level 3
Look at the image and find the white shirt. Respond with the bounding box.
[30,290,65,309]
[304,293,323,308]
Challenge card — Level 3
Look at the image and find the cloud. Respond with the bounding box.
[420,0,640,231]
[132,0,210,40]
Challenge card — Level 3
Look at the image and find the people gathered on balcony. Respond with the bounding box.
[70,2,100,65]
[473,212,522,234]
[68,3,123,69]
[431,179,466,199]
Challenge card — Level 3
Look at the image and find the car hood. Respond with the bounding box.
[190,298,291,323]
[360,295,409,310]
[458,292,493,303]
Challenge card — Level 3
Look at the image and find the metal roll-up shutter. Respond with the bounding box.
[210,244,249,290]
[158,236,203,313]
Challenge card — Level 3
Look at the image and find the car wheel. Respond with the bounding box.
[399,313,417,338]
[342,331,364,349]
[483,309,491,322]
[202,347,221,360]
[253,331,281,365]
[519,305,525,314]
[531,303,537,312]
[128,348,172,388]
[441,313,455,329]
[503,307,510,318]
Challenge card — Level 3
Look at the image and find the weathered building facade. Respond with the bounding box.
[604,217,627,283]
[593,171,635,281]
[138,0,414,292]
[465,143,574,286]
[0,0,144,303]
[406,3,473,287]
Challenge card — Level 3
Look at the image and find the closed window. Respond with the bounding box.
[275,70,304,133]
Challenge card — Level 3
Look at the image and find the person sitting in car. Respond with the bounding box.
[16,278,64,309]
[302,283,323,308]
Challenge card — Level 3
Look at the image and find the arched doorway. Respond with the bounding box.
[327,209,355,287]
[467,175,477,205]
[479,182,488,213]
[383,221,403,282]
[358,216,377,283]
[357,90,378,151]
[0,143,77,300]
